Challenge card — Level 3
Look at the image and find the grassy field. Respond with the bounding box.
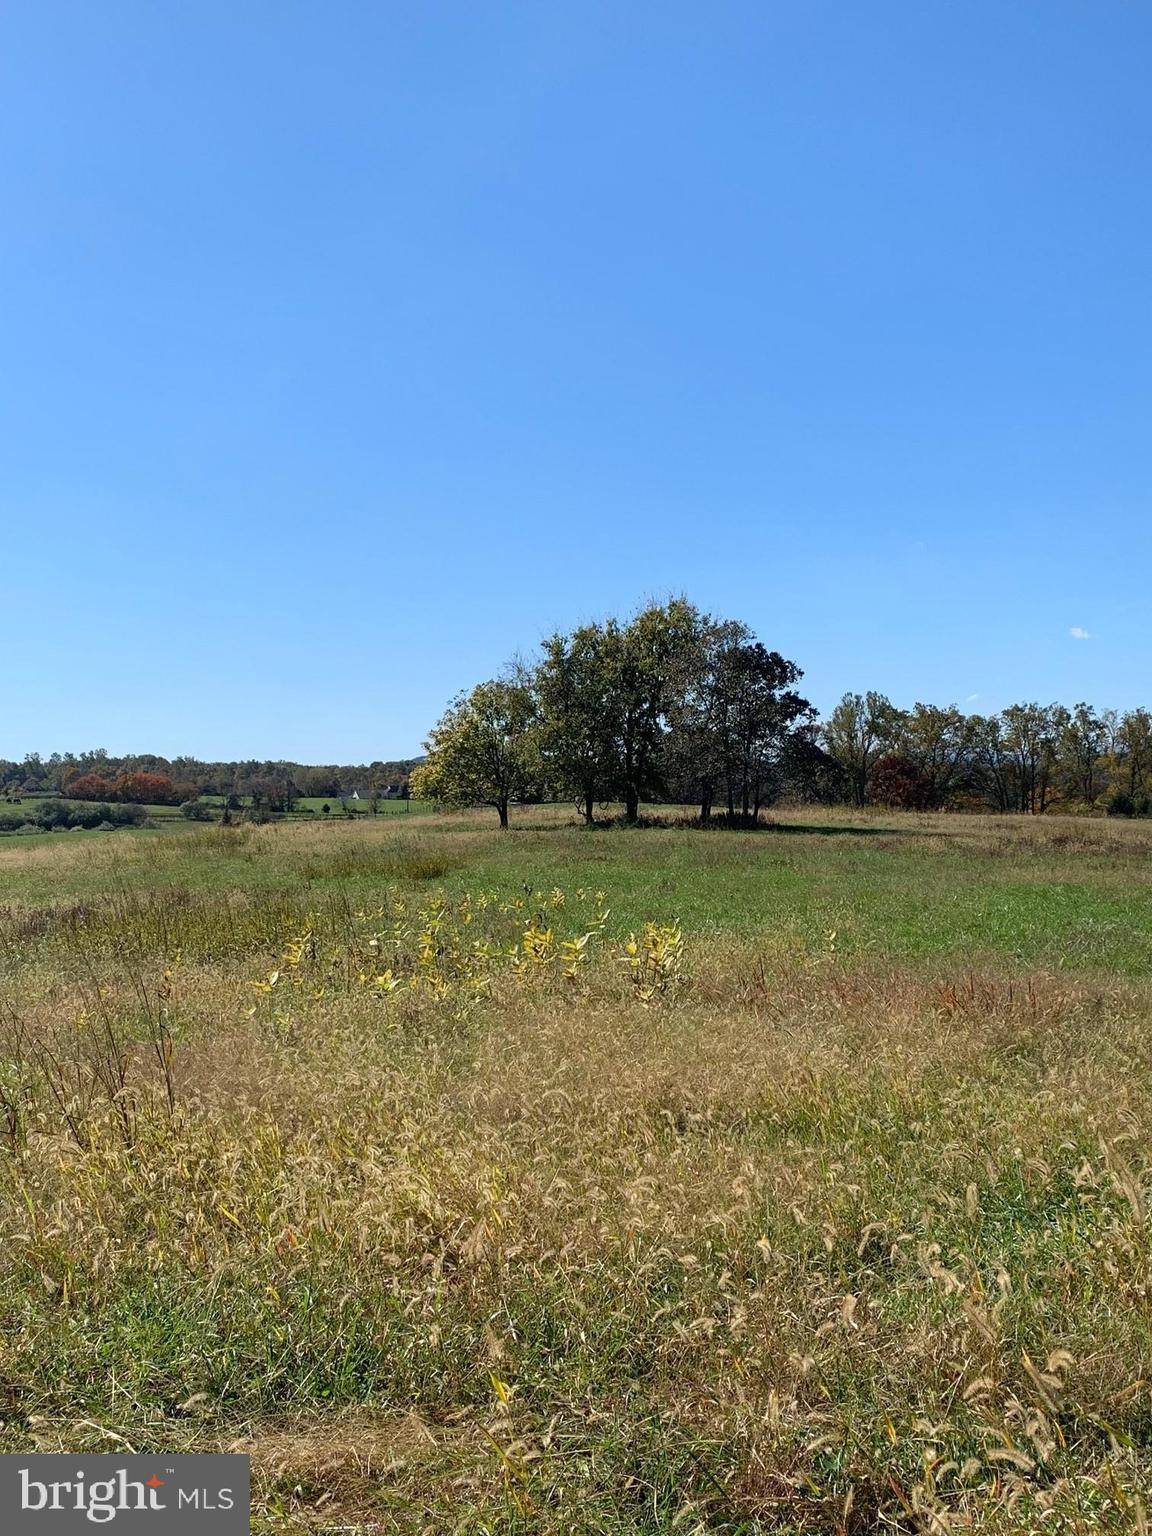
[292,796,427,815]
[1,807,1150,1531]
[192,796,428,817]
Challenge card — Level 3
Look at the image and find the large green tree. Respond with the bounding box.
[410,677,539,829]
[718,641,812,822]
[663,617,742,823]
[602,599,704,821]
[669,618,811,823]
[536,622,619,824]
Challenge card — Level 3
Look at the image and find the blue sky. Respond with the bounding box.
[3,2,1150,761]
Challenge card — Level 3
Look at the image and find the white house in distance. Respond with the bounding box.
[339,785,407,804]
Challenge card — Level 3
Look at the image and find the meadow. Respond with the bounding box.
[0,807,1150,1532]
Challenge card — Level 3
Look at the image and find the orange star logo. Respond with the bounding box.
[145,1475,165,1489]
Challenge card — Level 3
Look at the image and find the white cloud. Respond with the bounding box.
[1069,626,1092,640]
[965,692,980,703]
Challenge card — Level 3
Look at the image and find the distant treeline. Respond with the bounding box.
[822,693,1152,817]
[413,599,1152,826]
[0,753,423,809]
[8,607,1151,830]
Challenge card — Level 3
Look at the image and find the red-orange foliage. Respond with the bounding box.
[867,753,935,811]
[66,773,115,801]
[112,771,179,806]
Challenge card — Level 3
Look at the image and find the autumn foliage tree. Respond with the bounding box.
[65,770,181,804]
[65,773,116,801]
[867,753,934,811]
[112,771,179,805]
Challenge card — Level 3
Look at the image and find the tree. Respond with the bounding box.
[1117,709,1152,799]
[719,641,812,822]
[775,726,845,804]
[112,771,179,806]
[536,622,620,823]
[248,776,296,813]
[968,714,1014,812]
[1000,703,1062,814]
[895,703,976,808]
[868,752,934,810]
[411,677,540,829]
[602,599,703,821]
[66,773,115,801]
[1055,702,1108,806]
[669,624,813,824]
[300,767,341,798]
[823,692,901,807]
[20,753,48,791]
[664,616,751,822]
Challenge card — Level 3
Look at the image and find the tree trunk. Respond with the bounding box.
[497,799,509,830]
[699,783,712,824]
[583,791,594,825]
[624,790,639,821]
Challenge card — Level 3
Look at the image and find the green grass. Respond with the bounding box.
[4,805,1149,976]
[291,794,428,816]
[428,816,1152,975]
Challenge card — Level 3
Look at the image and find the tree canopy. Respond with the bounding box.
[410,677,540,829]
[415,600,814,827]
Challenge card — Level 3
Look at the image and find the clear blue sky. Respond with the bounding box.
[3,2,1149,762]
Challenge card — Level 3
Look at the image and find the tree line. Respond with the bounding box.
[0,752,422,807]
[824,692,1152,816]
[413,599,1152,826]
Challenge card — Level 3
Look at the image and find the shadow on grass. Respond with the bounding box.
[511,813,945,838]
[755,821,936,838]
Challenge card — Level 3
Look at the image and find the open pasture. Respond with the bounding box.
[0,808,1150,1532]
[291,795,430,817]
